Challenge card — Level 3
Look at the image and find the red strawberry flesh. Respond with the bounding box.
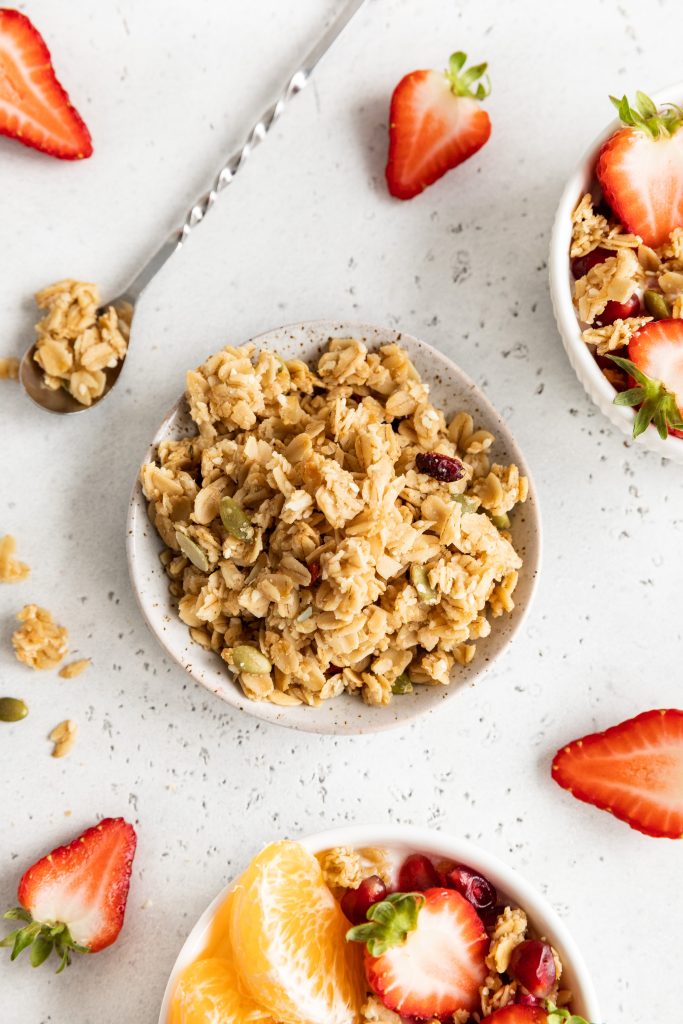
[0,8,92,159]
[364,888,487,1018]
[487,1006,548,1023]
[552,709,683,838]
[629,319,683,411]
[18,817,136,950]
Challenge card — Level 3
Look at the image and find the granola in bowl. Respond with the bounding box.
[158,831,598,1024]
[139,334,529,711]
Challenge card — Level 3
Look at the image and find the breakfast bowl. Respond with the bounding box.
[127,320,541,735]
[549,82,683,464]
[157,822,601,1024]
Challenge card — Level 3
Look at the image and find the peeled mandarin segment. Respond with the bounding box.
[230,841,364,1024]
[199,889,236,960]
[170,957,274,1024]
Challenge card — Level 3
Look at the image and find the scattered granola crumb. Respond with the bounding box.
[49,719,78,758]
[33,279,131,408]
[12,604,68,669]
[318,845,392,890]
[0,534,30,583]
[58,658,91,679]
[0,357,19,380]
[360,996,404,1023]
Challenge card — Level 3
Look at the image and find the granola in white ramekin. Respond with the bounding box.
[140,337,528,708]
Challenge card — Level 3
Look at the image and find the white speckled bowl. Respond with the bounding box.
[549,82,683,464]
[157,823,601,1024]
[127,321,541,734]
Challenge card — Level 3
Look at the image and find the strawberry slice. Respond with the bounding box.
[1,817,136,971]
[596,91,683,247]
[552,709,683,839]
[487,1007,548,1024]
[347,887,487,1017]
[0,8,92,159]
[609,319,683,439]
[386,50,491,200]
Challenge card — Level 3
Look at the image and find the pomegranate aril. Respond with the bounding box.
[570,246,611,279]
[441,863,497,917]
[516,993,543,1006]
[508,940,557,998]
[594,293,640,326]
[415,451,464,482]
[340,875,387,925]
[397,853,440,892]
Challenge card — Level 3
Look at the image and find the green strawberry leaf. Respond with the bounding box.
[346,892,425,956]
[545,1000,594,1024]
[445,51,491,100]
[607,355,683,439]
[30,937,53,968]
[610,90,683,138]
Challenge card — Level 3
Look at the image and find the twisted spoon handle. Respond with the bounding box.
[122,0,365,303]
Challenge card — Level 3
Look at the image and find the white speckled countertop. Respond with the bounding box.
[1,1,682,1021]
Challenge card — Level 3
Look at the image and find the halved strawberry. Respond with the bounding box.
[487,1007,548,1024]
[0,8,92,159]
[347,887,487,1017]
[386,50,491,200]
[609,319,683,439]
[597,91,683,247]
[1,818,136,971]
[552,709,683,839]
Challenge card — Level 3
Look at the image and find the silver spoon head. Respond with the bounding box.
[19,304,132,414]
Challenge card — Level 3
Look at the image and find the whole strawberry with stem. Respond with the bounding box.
[386,50,491,200]
[609,319,683,439]
[0,818,137,971]
[597,90,683,247]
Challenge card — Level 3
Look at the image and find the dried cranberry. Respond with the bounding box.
[594,293,640,326]
[508,940,557,998]
[441,863,497,919]
[340,875,387,925]
[415,451,464,483]
[570,246,611,279]
[397,853,440,892]
[308,561,321,586]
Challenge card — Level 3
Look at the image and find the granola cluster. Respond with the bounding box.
[32,279,131,406]
[141,338,528,708]
[11,604,69,670]
[571,194,683,378]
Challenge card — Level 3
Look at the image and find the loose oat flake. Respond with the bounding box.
[58,658,91,679]
[48,719,77,758]
[0,534,30,583]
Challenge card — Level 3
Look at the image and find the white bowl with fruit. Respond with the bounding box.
[159,823,600,1024]
[550,84,683,463]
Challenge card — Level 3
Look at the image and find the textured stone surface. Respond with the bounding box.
[0,1,681,1021]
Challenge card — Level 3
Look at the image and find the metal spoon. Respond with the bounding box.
[20,0,366,414]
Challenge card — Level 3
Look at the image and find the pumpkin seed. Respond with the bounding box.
[233,644,272,675]
[174,530,209,571]
[452,494,479,513]
[219,496,254,542]
[489,512,510,530]
[392,673,413,695]
[0,697,28,723]
[410,564,438,604]
[644,289,671,320]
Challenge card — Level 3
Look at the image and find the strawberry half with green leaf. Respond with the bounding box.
[597,91,683,247]
[552,709,683,839]
[386,50,491,200]
[347,887,487,1017]
[1,817,136,971]
[0,8,92,159]
[609,319,683,439]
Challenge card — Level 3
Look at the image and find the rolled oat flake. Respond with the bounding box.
[0,697,28,722]
[175,529,210,572]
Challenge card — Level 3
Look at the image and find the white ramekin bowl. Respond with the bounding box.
[157,823,601,1024]
[127,320,541,735]
[549,82,683,464]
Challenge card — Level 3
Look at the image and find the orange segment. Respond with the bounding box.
[230,841,364,1024]
[168,957,275,1024]
[200,889,236,960]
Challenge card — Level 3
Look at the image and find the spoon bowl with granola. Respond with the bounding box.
[550,82,683,463]
[158,824,600,1024]
[127,321,540,734]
